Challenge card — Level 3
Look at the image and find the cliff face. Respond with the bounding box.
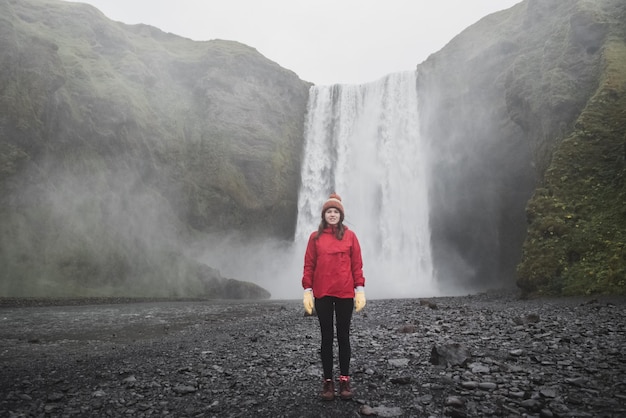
[418,0,625,295]
[0,0,309,297]
[516,19,626,296]
[1,0,624,298]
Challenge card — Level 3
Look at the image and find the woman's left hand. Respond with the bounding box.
[355,289,366,312]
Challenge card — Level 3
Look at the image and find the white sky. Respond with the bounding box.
[65,0,521,86]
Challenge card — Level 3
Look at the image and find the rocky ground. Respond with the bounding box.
[0,291,625,417]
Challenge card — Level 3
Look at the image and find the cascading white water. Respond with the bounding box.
[295,71,436,298]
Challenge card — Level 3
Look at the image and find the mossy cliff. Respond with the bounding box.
[0,0,309,298]
[418,0,625,296]
[516,34,626,296]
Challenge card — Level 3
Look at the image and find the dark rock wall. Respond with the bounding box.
[417,0,621,293]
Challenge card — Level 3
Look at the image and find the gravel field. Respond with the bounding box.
[1,291,625,417]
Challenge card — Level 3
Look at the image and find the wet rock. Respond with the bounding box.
[397,324,417,333]
[172,384,197,394]
[47,392,64,402]
[388,358,409,368]
[445,396,464,407]
[389,376,412,384]
[513,312,541,325]
[430,343,471,366]
[419,299,438,309]
[477,382,497,391]
[460,381,479,389]
[360,404,405,417]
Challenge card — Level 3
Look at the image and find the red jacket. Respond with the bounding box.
[302,226,365,299]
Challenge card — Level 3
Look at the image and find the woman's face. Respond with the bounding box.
[324,208,341,225]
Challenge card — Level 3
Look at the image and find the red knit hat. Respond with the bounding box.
[321,193,344,218]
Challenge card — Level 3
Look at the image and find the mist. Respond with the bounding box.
[189,232,301,300]
[0,67,523,300]
[193,66,534,300]
[194,71,443,300]
[0,61,529,300]
[0,156,209,298]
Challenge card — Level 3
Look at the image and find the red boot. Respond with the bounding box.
[320,379,335,401]
[339,375,353,400]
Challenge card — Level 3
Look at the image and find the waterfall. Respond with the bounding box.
[295,71,436,298]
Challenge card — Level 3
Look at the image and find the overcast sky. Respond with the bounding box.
[66,0,522,86]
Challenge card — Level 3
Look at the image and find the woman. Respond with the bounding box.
[302,193,366,401]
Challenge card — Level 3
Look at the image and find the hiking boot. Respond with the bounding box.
[339,375,353,400]
[320,379,335,401]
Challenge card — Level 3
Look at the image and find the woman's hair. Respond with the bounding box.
[315,216,345,240]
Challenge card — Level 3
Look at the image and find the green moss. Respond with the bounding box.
[517,37,626,296]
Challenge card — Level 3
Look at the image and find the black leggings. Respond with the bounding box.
[314,296,354,379]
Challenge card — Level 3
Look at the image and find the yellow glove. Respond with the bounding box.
[303,289,314,315]
[355,288,366,312]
